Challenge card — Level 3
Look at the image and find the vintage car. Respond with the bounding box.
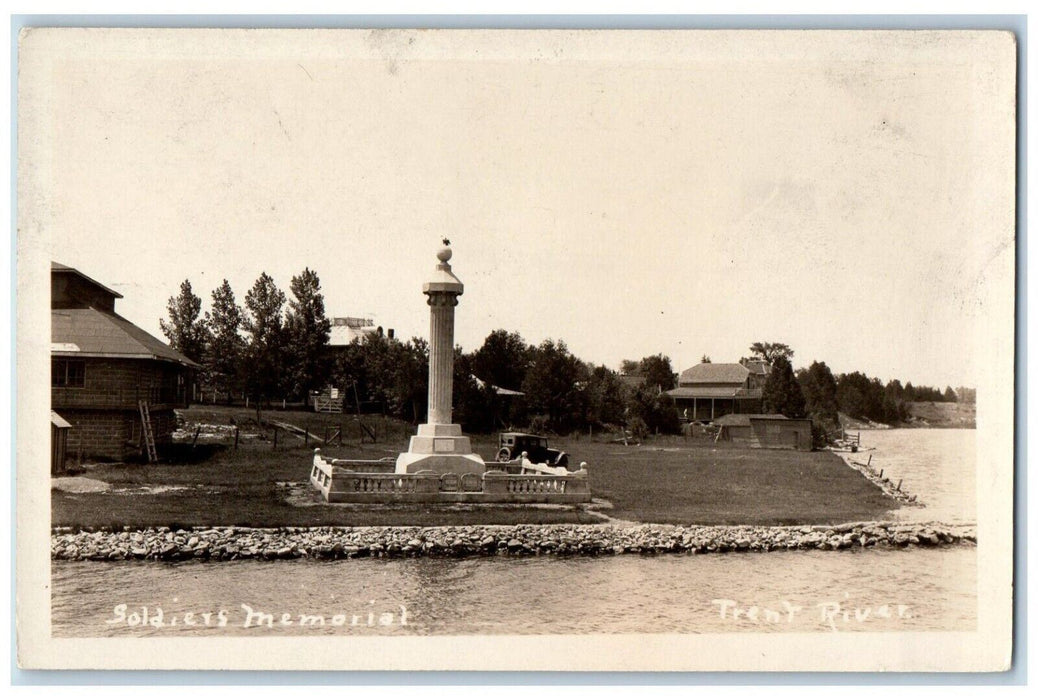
[496,432,569,467]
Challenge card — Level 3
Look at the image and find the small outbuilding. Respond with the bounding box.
[51,410,72,474]
[713,413,813,451]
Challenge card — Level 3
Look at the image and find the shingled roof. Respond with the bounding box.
[667,386,744,399]
[677,363,750,385]
[52,307,199,367]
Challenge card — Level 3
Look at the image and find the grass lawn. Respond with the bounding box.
[52,407,900,529]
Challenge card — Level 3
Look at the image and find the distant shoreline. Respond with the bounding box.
[840,401,976,431]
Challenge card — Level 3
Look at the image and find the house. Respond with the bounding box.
[328,316,392,347]
[51,262,198,462]
[713,413,813,451]
[665,361,771,421]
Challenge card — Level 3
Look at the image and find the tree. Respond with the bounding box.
[748,341,794,364]
[453,349,496,432]
[700,355,712,363]
[761,356,806,418]
[618,354,677,391]
[394,338,429,422]
[955,386,976,404]
[521,339,586,433]
[629,385,681,435]
[638,354,676,392]
[283,267,332,400]
[203,280,245,398]
[471,329,531,392]
[584,364,628,427]
[797,361,840,440]
[943,386,958,402]
[159,280,209,364]
[884,380,910,422]
[242,272,287,401]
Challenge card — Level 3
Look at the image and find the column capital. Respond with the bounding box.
[425,293,460,307]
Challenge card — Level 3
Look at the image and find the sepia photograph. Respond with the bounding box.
[15,26,1016,672]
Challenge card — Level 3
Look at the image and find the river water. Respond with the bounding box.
[857,429,975,523]
[51,429,977,636]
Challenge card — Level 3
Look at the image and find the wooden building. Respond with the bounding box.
[51,262,198,461]
[666,361,771,421]
[714,413,813,451]
[51,410,71,474]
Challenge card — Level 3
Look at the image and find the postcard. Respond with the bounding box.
[16,27,1016,671]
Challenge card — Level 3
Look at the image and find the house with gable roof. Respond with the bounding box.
[665,360,771,421]
[51,262,198,463]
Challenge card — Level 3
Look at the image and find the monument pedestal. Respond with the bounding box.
[395,423,486,475]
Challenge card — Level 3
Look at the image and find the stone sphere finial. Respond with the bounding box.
[437,239,452,263]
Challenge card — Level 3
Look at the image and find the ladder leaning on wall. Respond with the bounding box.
[138,400,158,463]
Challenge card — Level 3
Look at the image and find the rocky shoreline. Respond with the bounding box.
[833,449,923,506]
[51,521,975,562]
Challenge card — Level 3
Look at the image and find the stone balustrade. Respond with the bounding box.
[310,449,591,504]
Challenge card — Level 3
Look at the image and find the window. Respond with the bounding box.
[52,359,85,388]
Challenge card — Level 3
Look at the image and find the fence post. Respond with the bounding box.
[273,425,278,450]
[305,424,310,447]
[234,426,240,450]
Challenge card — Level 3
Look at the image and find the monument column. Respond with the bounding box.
[395,243,485,475]
[426,291,458,425]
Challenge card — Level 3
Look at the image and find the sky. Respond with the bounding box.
[22,29,1017,389]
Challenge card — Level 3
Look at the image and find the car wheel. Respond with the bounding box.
[497,448,511,461]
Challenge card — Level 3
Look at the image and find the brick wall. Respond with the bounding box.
[53,358,187,410]
[52,357,185,461]
[61,406,178,462]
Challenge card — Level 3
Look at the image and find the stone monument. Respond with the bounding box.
[395,242,486,476]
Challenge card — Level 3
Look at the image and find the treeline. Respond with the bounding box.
[160,273,680,435]
[729,342,973,443]
[329,330,681,437]
[162,274,973,440]
[160,271,332,405]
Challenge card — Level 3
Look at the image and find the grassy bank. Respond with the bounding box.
[52,407,900,529]
[904,401,976,429]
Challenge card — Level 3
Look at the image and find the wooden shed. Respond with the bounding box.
[51,410,71,474]
[714,413,813,451]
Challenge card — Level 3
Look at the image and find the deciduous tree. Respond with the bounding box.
[638,354,677,392]
[748,341,794,364]
[521,339,586,433]
[471,329,531,392]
